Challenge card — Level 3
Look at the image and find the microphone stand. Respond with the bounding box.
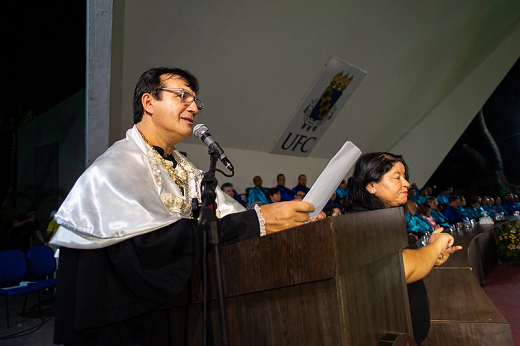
[197,147,229,346]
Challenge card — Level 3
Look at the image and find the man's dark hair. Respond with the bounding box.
[277,174,285,180]
[267,187,280,197]
[221,182,233,190]
[344,152,409,213]
[448,195,460,204]
[133,67,199,124]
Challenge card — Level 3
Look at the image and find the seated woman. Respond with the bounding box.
[417,203,439,231]
[425,197,450,228]
[405,200,433,237]
[322,205,342,217]
[344,152,462,345]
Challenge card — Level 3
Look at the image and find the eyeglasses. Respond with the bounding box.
[159,88,204,111]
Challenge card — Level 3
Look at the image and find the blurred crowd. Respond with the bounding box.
[221,173,344,217]
[5,171,520,254]
[404,186,520,238]
[225,174,520,239]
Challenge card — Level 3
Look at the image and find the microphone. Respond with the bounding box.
[193,124,234,172]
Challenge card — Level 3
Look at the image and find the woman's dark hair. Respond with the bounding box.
[133,67,199,124]
[417,203,431,216]
[323,205,339,217]
[344,152,409,213]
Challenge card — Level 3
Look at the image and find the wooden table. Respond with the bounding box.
[164,208,414,345]
[421,221,514,345]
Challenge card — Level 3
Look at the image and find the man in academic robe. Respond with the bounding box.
[51,67,316,345]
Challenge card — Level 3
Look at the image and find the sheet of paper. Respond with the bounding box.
[303,141,362,219]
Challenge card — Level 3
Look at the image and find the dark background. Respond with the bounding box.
[426,57,520,198]
[484,57,520,184]
[1,1,519,207]
[0,2,86,205]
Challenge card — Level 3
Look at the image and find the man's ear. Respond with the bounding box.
[142,93,154,116]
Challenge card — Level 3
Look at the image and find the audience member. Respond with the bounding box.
[436,187,452,209]
[404,200,432,236]
[293,190,306,201]
[409,183,420,198]
[480,196,496,217]
[323,205,341,217]
[221,183,235,198]
[444,195,463,223]
[493,196,507,215]
[247,175,269,205]
[415,187,430,206]
[335,179,349,201]
[292,174,310,196]
[11,205,44,253]
[267,187,281,203]
[408,188,418,204]
[514,194,520,208]
[503,193,520,214]
[457,196,471,220]
[467,196,485,219]
[425,197,449,228]
[276,174,294,201]
[417,203,439,230]
[221,182,247,208]
[325,191,341,208]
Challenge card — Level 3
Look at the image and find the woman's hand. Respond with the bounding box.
[434,245,463,266]
[427,228,453,251]
[403,228,463,283]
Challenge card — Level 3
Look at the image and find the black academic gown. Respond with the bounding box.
[345,206,430,345]
[54,210,259,345]
[406,234,430,345]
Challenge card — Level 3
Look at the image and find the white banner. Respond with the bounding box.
[270,56,366,157]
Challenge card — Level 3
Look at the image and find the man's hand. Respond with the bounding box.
[311,211,327,222]
[260,201,315,234]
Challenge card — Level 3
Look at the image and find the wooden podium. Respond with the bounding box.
[164,208,413,345]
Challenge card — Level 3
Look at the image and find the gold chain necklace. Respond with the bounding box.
[138,130,201,217]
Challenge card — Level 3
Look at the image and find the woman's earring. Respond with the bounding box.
[371,190,374,193]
